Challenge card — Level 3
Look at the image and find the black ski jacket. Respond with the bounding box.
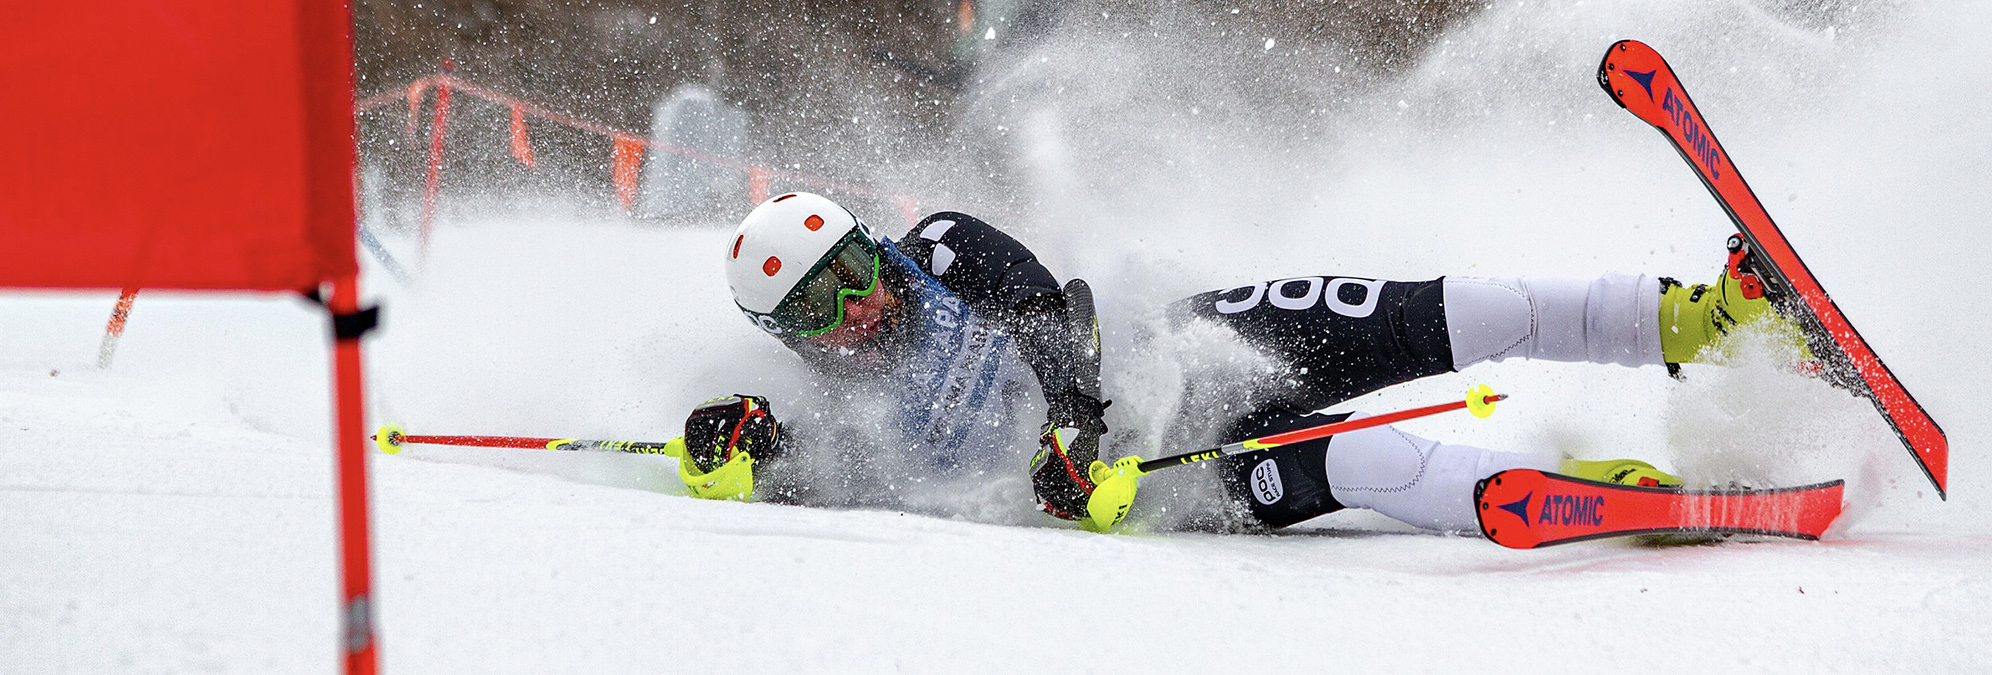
[892,211,1096,424]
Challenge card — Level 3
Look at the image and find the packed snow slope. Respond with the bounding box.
[7,2,1992,673]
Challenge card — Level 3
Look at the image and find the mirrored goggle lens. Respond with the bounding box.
[770,235,878,333]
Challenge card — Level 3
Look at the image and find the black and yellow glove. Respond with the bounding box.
[674,394,783,501]
[1029,391,1110,520]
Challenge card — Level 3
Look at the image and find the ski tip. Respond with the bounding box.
[1597,39,1669,115]
[1596,41,1633,108]
[375,423,406,455]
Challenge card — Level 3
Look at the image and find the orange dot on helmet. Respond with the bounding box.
[732,235,744,259]
[805,215,825,231]
[763,256,781,276]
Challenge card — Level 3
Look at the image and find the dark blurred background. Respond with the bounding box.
[352,0,1480,226]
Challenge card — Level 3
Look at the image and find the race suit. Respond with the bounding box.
[770,212,1664,531]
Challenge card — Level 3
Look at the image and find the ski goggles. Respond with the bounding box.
[744,228,881,337]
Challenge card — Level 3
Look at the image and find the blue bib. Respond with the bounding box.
[872,238,1037,473]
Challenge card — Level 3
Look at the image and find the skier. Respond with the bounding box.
[670,191,1791,533]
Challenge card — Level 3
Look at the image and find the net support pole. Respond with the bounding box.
[329,272,379,675]
[417,66,454,261]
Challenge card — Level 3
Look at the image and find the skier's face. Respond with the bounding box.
[805,280,895,349]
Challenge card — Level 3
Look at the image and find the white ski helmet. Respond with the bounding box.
[726,192,879,335]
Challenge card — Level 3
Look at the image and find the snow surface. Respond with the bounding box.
[8,2,1992,673]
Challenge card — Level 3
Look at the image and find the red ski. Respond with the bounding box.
[1475,469,1845,549]
[1597,40,1949,498]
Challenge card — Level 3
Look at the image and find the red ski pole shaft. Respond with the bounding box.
[1246,398,1487,448]
[1136,385,1506,473]
[371,425,679,455]
[396,433,566,449]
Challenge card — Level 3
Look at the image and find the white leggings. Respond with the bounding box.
[1326,274,1661,531]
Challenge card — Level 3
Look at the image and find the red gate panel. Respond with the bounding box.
[0,3,356,290]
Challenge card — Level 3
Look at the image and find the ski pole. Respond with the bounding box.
[1138,383,1505,473]
[371,424,681,456]
[1081,384,1506,532]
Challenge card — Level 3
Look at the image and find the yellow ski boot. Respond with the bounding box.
[1659,238,1798,365]
[1561,458,1682,488]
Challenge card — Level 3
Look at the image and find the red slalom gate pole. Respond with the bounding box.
[96,286,138,368]
[329,273,378,675]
